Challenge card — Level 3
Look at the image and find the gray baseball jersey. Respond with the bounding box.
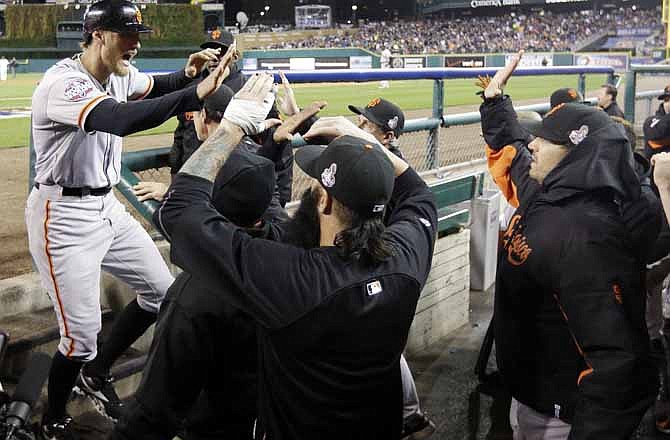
[32,55,154,188]
[26,55,174,360]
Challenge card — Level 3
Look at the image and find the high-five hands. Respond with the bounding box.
[303,116,381,146]
[273,101,327,143]
[276,71,300,117]
[196,42,237,100]
[223,72,277,135]
[185,48,220,79]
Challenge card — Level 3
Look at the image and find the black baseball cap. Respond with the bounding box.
[659,85,670,101]
[201,29,235,51]
[83,0,152,34]
[295,136,395,217]
[212,149,275,227]
[520,103,613,148]
[202,84,235,116]
[348,98,405,137]
[549,88,583,109]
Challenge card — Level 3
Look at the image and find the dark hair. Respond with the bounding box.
[602,84,618,101]
[203,106,225,124]
[333,202,394,266]
[81,33,93,49]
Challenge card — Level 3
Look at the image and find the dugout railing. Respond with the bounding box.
[27,66,616,224]
[623,64,670,131]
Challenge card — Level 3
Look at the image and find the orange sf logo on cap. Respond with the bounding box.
[135,9,143,24]
[568,89,577,98]
[367,98,381,108]
[211,29,222,40]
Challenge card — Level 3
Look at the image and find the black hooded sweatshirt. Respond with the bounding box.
[482,95,657,440]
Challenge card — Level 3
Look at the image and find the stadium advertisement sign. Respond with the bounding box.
[430,0,587,8]
[255,57,350,70]
[505,53,553,67]
[350,56,373,69]
[444,55,485,68]
[574,53,629,71]
[391,57,427,69]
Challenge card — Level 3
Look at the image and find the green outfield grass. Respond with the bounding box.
[0,72,608,149]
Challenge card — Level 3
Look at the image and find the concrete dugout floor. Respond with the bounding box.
[409,288,666,440]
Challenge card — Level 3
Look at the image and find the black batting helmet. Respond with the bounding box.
[83,0,152,35]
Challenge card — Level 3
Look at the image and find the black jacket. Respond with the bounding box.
[113,222,282,440]
[154,168,437,440]
[168,64,293,206]
[603,101,625,119]
[643,112,670,159]
[482,95,656,439]
[169,64,247,174]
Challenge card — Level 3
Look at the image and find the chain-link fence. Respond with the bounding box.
[126,121,488,213]
[104,67,616,228]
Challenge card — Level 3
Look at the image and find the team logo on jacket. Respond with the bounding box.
[651,118,661,128]
[569,125,589,145]
[503,214,532,266]
[321,163,337,188]
[64,78,94,101]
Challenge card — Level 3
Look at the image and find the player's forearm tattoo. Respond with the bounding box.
[179,121,244,182]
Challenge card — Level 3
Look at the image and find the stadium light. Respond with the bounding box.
[351,5,358,11]
[264,5,270,11]
[260,11,265,16]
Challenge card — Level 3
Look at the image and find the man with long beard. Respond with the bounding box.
[145,73,437,439]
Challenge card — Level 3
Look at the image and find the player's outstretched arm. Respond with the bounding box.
[143,43,236,99]
[83,49,236,137]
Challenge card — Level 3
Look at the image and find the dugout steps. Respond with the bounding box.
[1,305,149,420]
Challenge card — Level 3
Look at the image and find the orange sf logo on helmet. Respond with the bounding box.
[367,98,381,108]
[211,29,222,40]
[135,9,143,24]
[568,89,577,98]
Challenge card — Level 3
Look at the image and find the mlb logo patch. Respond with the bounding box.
[366,280,383,296]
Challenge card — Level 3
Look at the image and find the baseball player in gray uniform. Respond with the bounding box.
[25,1,234,438]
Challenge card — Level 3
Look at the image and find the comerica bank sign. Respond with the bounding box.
[421,0,589,11]
[471,0,520,8]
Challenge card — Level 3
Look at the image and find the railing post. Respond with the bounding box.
[577,73,586,99]
[428,79,444,170]
[623,69,637,122]
[606,71,617,86]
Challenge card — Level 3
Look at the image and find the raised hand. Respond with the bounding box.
[477,49,524,99]
[195,43,236,100]
[276,71,300,117]
[185,48,221,79]
[303,116,380,146]
[273,100,327,143]
[223,73,277,135]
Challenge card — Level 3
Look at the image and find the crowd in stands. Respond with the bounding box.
[253,7,661,54]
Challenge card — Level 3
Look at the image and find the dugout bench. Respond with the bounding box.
[429,171,485,236]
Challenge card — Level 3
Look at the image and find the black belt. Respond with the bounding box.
[35,183,112,197]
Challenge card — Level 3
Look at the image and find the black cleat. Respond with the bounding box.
[41,414,75,440]
[401,413,436,440]
[73,370,124,422]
